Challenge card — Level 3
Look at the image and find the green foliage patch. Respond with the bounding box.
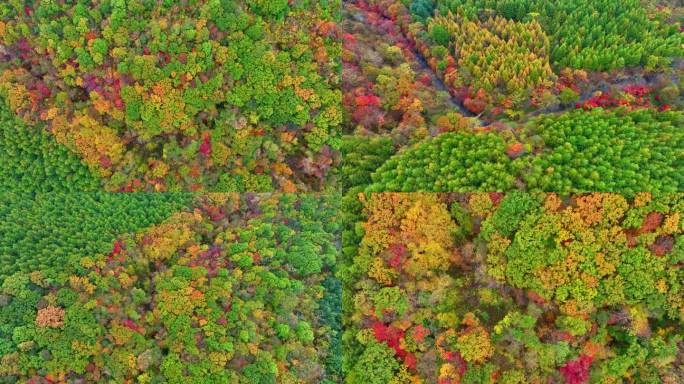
[366,109,684,193]
[0,103,101,192]
[0,192,192,280]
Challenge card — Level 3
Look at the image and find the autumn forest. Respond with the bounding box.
[2,0,684,383]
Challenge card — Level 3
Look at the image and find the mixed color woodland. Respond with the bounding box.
[1,0,341,192]
[341,0,684,193]
[342,192,684,383]
[3,0,684,383]
[0,193,341,383]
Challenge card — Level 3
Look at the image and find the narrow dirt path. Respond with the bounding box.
[345,1,482,122]
[345,0,682,124]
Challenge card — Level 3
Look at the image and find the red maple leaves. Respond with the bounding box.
[506,143,525,159]
[372,321,417,370]
[355,94,381,108]
[559,355,593,384]
[199,133,212,156]
[387,243,407,271]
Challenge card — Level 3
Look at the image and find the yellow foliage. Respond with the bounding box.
[0,68,31,112]
[248,343,259,355]
[456,313,494,364]
[634,193,652,207]
[468,193,493,217]
[439,363,460,383]
[400,195,458,276]
[595,252,616,277]
[69,275,96,295]
[67,112,126,171]
[205,193,238,207]
[390,366,422,384]
[406,241,452,277]
[600,194,629,223]
[560,300,595,317]
[149,160,169,178]
[360,193,414,255]
[486,233,510,282]
[401,195,456,247]
[430,14,555,100]
[628,305,650,337]
[139,214,194,262]
[209,351,231,371]
[0,353,19,376]
[662,212,681,235]
[436,312,459,329]
[109,324,134,346]
[368,257,397,285]
[543,193,562,212]
[5,82,30,112]
[559,208,587,236]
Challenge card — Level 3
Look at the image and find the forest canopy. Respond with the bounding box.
[0,193,341,383]
[0,0,342,192]
[340,0,684,194]
[342,192,684,383]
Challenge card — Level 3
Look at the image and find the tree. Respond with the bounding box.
[347,340,400,384]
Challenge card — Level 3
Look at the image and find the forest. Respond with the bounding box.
[341,192,684,383]
[2,0,683,193]
[341,0,684,193]
[5,190,684,383]
[0,0,341,192]
[0,193,341,383]
[3,0,684,383]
